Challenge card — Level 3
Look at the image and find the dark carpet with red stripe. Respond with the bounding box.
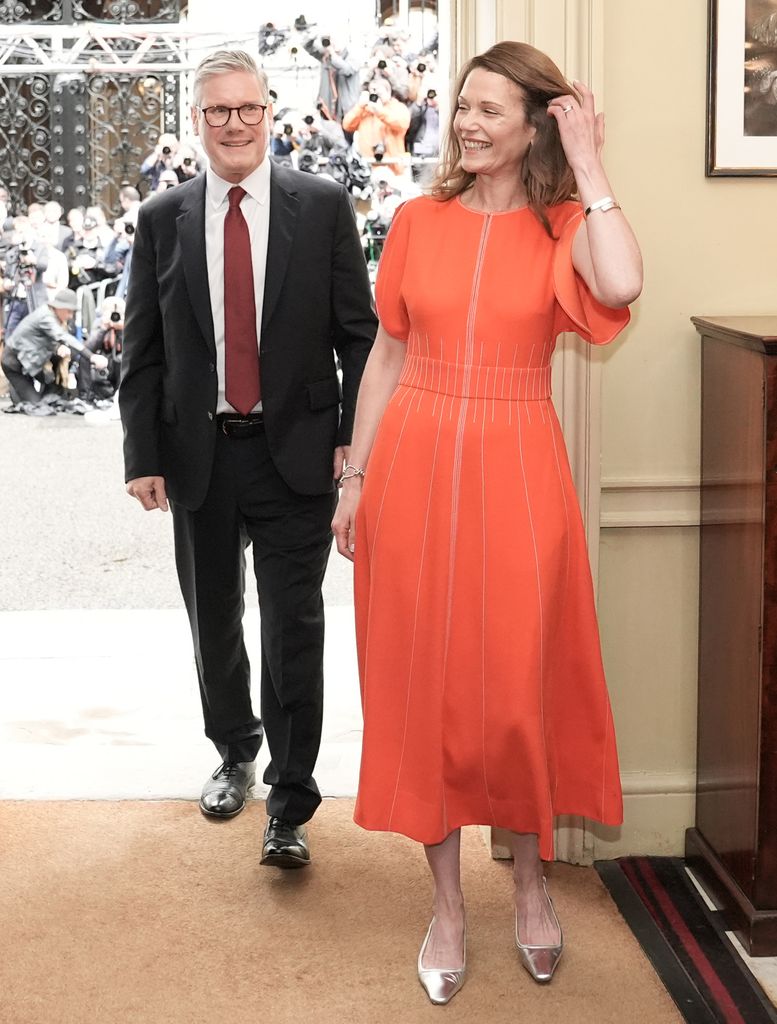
[596,857,777,1024]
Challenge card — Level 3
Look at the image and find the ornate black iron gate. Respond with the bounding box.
[0,0,183,214]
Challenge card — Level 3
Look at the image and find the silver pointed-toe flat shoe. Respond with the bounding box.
[199,760,256,819]
[417,917,466,1005]
[515,878,563,983]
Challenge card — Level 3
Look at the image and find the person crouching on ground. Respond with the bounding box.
[1,288,107,413]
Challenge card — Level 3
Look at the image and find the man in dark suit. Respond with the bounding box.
[120,49,376,867]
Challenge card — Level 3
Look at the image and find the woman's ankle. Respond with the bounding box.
[433,891,465,918]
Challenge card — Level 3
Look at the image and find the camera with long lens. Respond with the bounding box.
[162,146,172,156]
[368,92,379,103]
[377,59,387,69]
[124,222,135,236]
[258,22,289,56]
[321,35,331,48]
[14,242,37,284]
[110,311,121,323]
[182,157,193,166]
[417,62,427,73]
[366,210,391,240]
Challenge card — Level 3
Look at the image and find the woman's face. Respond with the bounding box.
[454,68,536,179]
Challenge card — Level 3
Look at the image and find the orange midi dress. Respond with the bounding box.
[353,195,629,858]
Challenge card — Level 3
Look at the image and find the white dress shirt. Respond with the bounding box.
[204,156,271,414]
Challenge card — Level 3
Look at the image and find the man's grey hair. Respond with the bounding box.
[192,49,270,106]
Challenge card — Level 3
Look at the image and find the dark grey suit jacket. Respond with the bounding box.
[120,162,376,510]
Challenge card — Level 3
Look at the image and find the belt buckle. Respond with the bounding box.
[220,416,243,436]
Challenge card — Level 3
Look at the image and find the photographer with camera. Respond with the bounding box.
[76,296,124,404]
[172,141,203,182]
[1,216,49,338]
[406,85,441,183]
[64,215,112,291]
[1,288,107,413]
[303,28,360,136]
[370,51,410,103]
[342,77,410,173]
[140,133,180,192]
[271,120,299,159]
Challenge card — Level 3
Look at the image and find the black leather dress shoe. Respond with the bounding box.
[260,816,310,868]
[199,761,255,819]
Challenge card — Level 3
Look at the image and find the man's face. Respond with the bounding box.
[192,70,272,184]
[52,306,72,324]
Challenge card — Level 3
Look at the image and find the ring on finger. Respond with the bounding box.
[562,104,573,114]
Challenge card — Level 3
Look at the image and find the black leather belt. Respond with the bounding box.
[216,412,264,438]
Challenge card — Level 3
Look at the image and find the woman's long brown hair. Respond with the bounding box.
[430,41,578,237]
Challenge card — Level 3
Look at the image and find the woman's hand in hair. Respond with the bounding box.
[546,81,604,173]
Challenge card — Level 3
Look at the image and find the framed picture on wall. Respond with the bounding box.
[707,0,777,175]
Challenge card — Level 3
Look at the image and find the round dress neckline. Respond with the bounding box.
[455,195,530,217]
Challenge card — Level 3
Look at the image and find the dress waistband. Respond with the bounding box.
[398,354,552,401]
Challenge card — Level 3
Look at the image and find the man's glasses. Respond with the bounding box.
[198,103,268,128]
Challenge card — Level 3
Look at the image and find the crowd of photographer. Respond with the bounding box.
[0,184,141,415]
[270,18,440,179]
[266,19,440,274]
[0,19,439,417]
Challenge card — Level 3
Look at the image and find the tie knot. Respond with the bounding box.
[228,186,246,210]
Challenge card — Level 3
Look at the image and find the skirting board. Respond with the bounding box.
[487,770,696,863]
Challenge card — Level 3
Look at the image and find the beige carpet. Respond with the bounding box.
[0,799,681,1024]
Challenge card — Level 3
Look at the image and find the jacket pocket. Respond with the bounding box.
[306,377,341,411]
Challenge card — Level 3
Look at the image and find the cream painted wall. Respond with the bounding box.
[594,0,776,855]
[600,0,776,483]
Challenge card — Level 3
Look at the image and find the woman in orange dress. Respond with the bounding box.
[332,40,642,1004]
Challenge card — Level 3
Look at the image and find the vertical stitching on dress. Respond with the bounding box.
[440,217,490,836]
[481,411,497,825]
[516,403,553,828]
[547,404,571,806]
[387,405,447,833]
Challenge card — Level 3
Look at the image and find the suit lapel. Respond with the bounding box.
[263,163,299,330]
[176,175,216,358]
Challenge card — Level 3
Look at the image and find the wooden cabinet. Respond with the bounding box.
[686,316,777,956]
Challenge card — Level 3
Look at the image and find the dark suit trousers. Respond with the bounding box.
[171,426,336,825]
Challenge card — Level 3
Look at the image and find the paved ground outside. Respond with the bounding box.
[0,395,362,801]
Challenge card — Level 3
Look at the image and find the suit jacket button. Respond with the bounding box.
[207,411,214,420]
[208,363,215,372]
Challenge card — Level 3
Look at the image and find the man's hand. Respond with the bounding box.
[56,344,70,359]
[126,476,169,512]
[333,445,349,481]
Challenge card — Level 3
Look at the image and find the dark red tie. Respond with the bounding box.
[224,185,260,415]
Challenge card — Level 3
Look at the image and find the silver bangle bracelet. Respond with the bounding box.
[584,195,621,217]
[339,462,366,487]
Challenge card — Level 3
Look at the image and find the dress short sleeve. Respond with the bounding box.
[375,201,412,341]
[552,205,630,346]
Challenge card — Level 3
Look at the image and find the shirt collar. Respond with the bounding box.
[206,154,271,210]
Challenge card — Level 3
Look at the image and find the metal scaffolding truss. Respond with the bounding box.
[0,24,237,74]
